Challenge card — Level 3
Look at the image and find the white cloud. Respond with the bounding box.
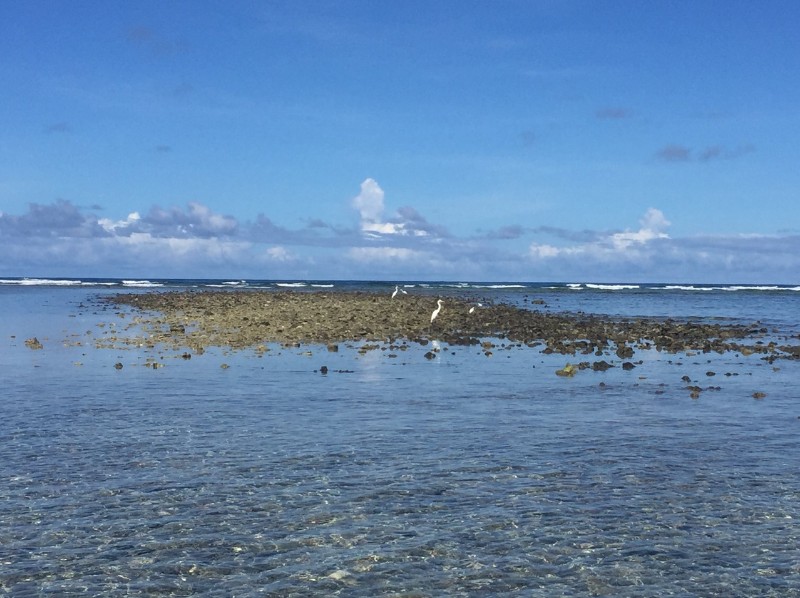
[351,178,442,239]
[352,178,385,225]
[99,212,140,233]
[529,208,670,258]
[610,207,670,250]
[347,246,421,262]
[1,193,799,283]
[265,246,292,261]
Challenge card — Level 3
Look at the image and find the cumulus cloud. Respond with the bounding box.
[610,208,670,249]
[352,178,386,226]
[136,202,238,238]
[351,178,447,240]
[99,212,141,233]
[530,207,670,259]
[1,187,798,283]
[0,199,107,238]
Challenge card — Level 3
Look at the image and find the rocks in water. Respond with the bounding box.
[622,362,636,370]
[320,365,329,375]
[25,337,43,350]
[96,290,800,372]
[556,363,577,377]
[114,362,123,370]
[424,351,436,360]
[616,345,634,359]
[752,391,766,399]
[592,360,613,371]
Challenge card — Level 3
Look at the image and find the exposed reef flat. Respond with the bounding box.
[100,290,800,362]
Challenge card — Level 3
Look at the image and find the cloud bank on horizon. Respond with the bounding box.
[1,178,797,283]
[1,1,799,283]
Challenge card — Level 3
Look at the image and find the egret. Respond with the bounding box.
[430,299,444,323]
[392,285,399,299]
[468,302,483,314]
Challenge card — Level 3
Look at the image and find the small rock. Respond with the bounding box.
[424,351,436,360]
[556,363,577,377]
[616,345,634,359]
[621,362,635,370]
[114,362,123,370]
[220,363,230,369]
[25,337,43,350]
[752,392,766,399]
[320,365,328,375]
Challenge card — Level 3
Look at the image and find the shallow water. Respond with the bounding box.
[1,282,799,596]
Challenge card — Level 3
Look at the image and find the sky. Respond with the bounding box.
[1,0,799,283]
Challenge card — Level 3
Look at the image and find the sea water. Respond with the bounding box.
[1,279,799,596]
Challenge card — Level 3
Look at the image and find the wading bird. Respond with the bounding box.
[430,299,444,323]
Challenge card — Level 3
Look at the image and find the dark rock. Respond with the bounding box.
[616,345,634,359]
[592,360,613,371]
[320,365,328,374]
[622,362,635,370]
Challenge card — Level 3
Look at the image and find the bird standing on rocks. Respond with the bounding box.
[392,285,408,299]
[431,299,444,323]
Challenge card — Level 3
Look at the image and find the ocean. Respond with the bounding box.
[1,278,799,596]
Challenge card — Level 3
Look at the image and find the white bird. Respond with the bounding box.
[392,285,400,299]
[430,299,444,323]
[468,302,483,314]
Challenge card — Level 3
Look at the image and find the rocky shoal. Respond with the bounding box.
[98,290,800,363]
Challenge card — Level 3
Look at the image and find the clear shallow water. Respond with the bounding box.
[1,281,800,596]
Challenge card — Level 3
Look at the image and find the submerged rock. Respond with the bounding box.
[25,337,43,350]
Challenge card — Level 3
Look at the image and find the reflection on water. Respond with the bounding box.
[1,286,799,595]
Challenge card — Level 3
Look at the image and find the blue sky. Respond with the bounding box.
[1,0,798,282]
